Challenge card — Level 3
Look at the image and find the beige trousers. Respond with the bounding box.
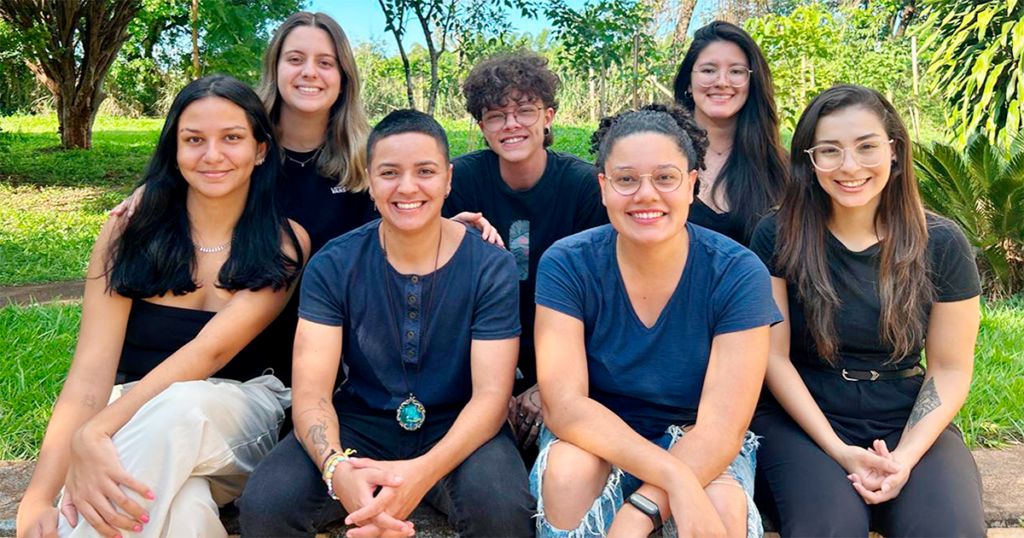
[58,375,290,538]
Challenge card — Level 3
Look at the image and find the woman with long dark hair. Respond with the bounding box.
[16,75,309,538]
[673,21,788,245]
[749,85,985,536]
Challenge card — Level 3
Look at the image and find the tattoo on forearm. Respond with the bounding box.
[907,377,942,430]
[307,418,329,456]
[83,394,98,409]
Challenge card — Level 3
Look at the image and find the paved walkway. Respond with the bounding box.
[0,280,84,308]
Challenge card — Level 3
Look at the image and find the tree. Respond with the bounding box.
[0,0,141,149]
[378,0,537,115]
[917,0,1024,147]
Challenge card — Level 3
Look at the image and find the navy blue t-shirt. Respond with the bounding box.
[536,223,783,439]
[298,220,521,412]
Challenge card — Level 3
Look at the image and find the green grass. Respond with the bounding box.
[0,114,596,286]
[0,301,80,460]
[0,298,1021,458]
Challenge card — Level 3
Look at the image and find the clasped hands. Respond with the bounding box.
[838,439,911,504]
[334,457,435,538]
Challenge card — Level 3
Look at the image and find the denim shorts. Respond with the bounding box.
[529,425,763,538]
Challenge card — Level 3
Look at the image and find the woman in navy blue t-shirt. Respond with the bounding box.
[530,104,782,538]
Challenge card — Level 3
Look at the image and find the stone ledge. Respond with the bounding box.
[3,445,1022,537]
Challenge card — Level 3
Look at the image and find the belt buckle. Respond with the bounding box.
[841,369,880,381]
[841,369,858,382]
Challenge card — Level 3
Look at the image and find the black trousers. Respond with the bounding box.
[753,410,986,538]
[237,402,535,537]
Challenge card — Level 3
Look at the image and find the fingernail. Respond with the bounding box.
[133,524,143,532]
[146,491,155,500]
[140,514,149,523]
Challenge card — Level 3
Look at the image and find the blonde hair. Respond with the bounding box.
[258,12,369,192]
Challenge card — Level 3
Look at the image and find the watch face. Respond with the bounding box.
[629,492,658,514]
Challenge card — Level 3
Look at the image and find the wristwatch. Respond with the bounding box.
[627,492,662,531]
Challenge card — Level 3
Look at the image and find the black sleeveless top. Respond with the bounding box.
[116,300,282,384]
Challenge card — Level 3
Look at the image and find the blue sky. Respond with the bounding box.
[309,0,717,53]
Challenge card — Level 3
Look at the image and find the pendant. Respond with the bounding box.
[396,394,426,431]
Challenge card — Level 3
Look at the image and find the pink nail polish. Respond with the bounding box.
[140,514,150,523]
[146,491,155,500]
[133,524,143,532]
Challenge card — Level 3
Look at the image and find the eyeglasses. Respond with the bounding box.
[692,66,753,88]
[480,105,541,132]
[603,167,686,196]
[805,139,894,172]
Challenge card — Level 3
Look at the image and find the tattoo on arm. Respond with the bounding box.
[307,418,329,456]
[83,394,99,409]
[907,377,942,430]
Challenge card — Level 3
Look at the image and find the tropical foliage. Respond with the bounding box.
[916,132,1024,297]
[916,0,1024,147]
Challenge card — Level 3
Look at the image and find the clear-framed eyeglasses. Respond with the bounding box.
[805,139,895,172]
[480,105,542,132]
[692,66,753,88]
[604,167,687,196]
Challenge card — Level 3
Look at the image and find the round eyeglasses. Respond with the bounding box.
[805,139,894,172]
[604,168,686,196]
[692,66,753,88]
[480,105,541,132]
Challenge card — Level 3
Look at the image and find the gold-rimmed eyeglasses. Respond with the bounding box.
[603,167,687,196]
[805,139,894,172]
[692,66,753,88]
[480,105,542,132]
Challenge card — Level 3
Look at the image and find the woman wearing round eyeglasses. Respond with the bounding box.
[748,85,985,537]
[529,104,782,538]
[673,21,788,246]
[447,50,608,453]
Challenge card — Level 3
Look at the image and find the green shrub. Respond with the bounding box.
[915,132,1024,297]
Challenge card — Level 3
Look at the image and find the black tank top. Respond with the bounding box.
[116,300,283,383]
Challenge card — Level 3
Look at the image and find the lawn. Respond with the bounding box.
[2,297,1021,460]
[0,114,596,286]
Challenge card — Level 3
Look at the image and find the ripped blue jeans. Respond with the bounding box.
[529,425,763,538]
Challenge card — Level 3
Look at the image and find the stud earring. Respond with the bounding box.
[255,156,265,166]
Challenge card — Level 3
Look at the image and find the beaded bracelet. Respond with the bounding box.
[322,448,357,501]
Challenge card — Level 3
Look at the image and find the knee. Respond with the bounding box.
[237,467,313,536]
[705,480,747,537]
[141,381,218,423]
[779,500,868,538]
[542,442,610,500]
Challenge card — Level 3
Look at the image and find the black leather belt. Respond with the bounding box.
[801,363,924,381]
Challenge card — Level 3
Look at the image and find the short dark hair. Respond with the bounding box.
[591,103,708,173]
[367,109,450,166]
[107,74,302,297]
[462,50,560,146]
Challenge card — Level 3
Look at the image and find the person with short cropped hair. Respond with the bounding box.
[238,110,534,538]
[448,50,608,452]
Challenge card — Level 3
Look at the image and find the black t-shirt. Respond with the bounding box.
[689,197,748,246]
[265,149,377,385]
[443,149,608,385]
[750,212,981,371]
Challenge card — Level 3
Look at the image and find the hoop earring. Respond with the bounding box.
[255,157,265,166]
[544,127,550,136]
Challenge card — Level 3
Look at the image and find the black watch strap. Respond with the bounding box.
[627,492,662,531]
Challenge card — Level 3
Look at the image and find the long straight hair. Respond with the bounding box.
[258,11,369,192]
[107,75,302,297]
[674,21,788,243]
[777,84,933,363]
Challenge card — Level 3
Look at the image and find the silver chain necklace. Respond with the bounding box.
[285,147,321,168]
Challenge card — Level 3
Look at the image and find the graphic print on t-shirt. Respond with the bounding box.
[510,220,530,281]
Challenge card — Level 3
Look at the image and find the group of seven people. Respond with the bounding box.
[16,10,986,538]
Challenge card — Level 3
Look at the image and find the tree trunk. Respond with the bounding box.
[0,0,141,149]
[377,0,416,109]
[413,3,440,116]
[894,0,916,38]
[672,0,697,50]
[398,42,416,109]
[191,0,200,79]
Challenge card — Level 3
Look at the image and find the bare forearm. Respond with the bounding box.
[23,381,111,502]
[419,393,507,484]
[547,395,698,493]
[766,355,846,458]
[895,368,972,466]
[293,389,344,470]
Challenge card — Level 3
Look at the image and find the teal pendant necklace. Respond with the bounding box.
[382,221,442,431]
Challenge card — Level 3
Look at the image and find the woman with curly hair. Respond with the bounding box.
[448,50,608,451]
[530,104,781,538]
[749,85,985,537]
[674,21,788,245]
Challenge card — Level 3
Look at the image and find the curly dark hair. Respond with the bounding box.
[462,50,561,146]
[590,103,708,172]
